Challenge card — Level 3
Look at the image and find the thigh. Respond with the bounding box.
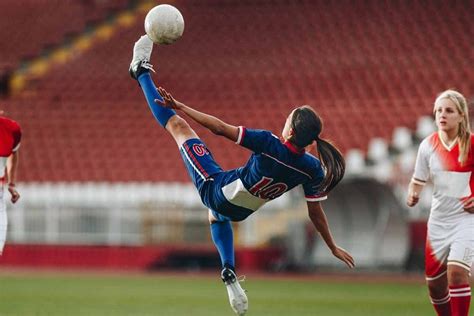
[179,138,223,192]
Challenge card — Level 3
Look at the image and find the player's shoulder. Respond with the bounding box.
[0,116,21,131]
[302,152,323,174]
[418,132,437,151]
[243,127,279,140]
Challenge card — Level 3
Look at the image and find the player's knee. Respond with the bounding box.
[208,210,218,224]
[166,116,190,133]
[427,277,448,298]
[448,266,469,285]
[166,115,198,140]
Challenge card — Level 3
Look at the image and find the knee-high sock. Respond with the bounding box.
[449,284,471,316]
[430,293,451,316]
[137,72,176,128]
[210,221,235,270]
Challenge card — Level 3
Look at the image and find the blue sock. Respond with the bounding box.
[137,72,176,128]
[210,221,235,270]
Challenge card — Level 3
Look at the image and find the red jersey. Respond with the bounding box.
[0,116,22,178]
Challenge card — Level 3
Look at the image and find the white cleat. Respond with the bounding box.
[129,35,155,79]
[221,268,248,316]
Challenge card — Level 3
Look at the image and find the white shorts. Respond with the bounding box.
[425,217,474,281]
[0,183,6,254]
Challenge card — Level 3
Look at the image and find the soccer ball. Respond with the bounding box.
[144,4,184,45]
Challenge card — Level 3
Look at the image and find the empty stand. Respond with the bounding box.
[1,0,472,182]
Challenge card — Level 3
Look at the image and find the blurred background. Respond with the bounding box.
[0,0,473,275]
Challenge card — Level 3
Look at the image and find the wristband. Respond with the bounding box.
[8,183,15,187]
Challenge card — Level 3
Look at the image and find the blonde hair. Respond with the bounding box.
[433,89,471,164]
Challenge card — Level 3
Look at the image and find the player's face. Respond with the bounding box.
[434,98,463,133]
[282,110,295,140]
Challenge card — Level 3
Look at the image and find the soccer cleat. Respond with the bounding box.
[221,268,248,316]
[129,35,155,80]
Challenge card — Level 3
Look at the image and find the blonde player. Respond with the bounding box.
[407,90,473,316]
[0,110,21,255]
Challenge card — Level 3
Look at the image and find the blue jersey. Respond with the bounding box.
[179,127,327,221]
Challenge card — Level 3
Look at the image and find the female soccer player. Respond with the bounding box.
[0,110,21,255]
[130,35,354,316]
[407,90,473,316]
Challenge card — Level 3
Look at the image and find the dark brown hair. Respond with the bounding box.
[289,105,345,193]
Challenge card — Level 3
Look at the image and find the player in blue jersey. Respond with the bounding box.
[130,35,355,316]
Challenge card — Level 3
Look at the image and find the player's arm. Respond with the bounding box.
[155,87,239,142]
[6,151,20,203]
[406,179,424,207]
[307,201,355,268]
[408,138,429,207]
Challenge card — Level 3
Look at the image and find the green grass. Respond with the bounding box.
[0,271,433,316]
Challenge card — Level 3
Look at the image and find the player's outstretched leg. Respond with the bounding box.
[129,35,176,128]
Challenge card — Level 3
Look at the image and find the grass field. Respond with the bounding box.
[0,271,435,316]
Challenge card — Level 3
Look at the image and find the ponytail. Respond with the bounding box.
[316,137,345,193]
[289,105,345,193]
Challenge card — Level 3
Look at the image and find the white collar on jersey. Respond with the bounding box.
[438,131,458,151]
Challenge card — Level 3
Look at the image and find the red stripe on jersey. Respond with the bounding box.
[0,117,21,157]
[306,195,326,199]
[284,141,305,155]
[238,127,246,145]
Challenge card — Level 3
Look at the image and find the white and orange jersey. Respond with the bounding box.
[0,116,22,179]
[412,132,474,224]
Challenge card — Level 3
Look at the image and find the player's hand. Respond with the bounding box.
[332,246,355,269]
[462,197,474,213]
[155,87,184,110]
[406,191,419,207]
[8,185,20,203]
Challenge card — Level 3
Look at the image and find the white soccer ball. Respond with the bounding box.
[144,4,184,45]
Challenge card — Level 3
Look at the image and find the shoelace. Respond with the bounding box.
[141,60,156,73]
[237,275,248,293]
